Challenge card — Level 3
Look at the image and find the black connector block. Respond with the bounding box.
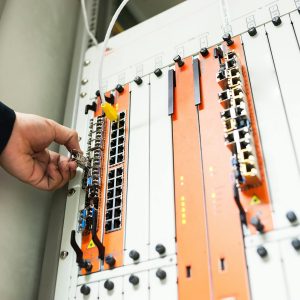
[85,102,97,115]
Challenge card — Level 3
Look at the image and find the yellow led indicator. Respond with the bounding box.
[180,195,187,225]
[180,176,184,181]
[209,166,214,172]
[211,192,216,199]
[101,102,118,121]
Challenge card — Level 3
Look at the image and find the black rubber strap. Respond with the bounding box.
[0,102,16,154]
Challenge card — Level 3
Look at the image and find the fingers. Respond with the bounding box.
[48,119,82,153]
[34,151,77,191]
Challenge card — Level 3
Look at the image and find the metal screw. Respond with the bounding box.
[68,188,76,196]
[80,92,87,98]
[84,60,91,66]
[60,251,69,259]
[81,78,88,85]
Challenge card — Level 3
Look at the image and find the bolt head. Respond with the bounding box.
[156,269,167,280]
[104,280,114,291]
[257,246,268,258]
[115,84,124,93]
[105,254,116,267]
[80,92,87,98]
[154,68,163,77]
[80,284,90,295]
[200,47,209,57]
[272,16,282,26]
[155,244,166,255]
[129,274,139,285]
[129,250,140,261]
[286,211,297,223]
[134,76,143,85]
[67,188,76,196]
[173,55,184,67]
[248,27,257,37]
[60,251,68,259]
[84,60,91,66]
[292,238,300,250]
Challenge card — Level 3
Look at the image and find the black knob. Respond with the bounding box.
[291,238,300,250]
[80,284,91,295]
[104,279,114,291]
[154,68,163,77]
[105,254,116,268]
[105,93,115,105]
[200,47,209,57]
[298,7,300,14]
[257,246,268,258]
[134,76,143,85]
[129,250,140,261]
[214,47,223,59]
[115,84,124,93]
[156,269,167,280]
[155,244,166,255]
[85,102,97,115]
[286,211,297,223]
[250,216,265,233]
[272,16,282,26]
[173,55,184,67]
[85,261,93,272]
[248,27,257,37]
[129,274,139,285]
[222,33,234,46]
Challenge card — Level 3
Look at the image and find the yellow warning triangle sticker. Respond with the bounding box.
[250,195,261,206]
[87,239,96,249]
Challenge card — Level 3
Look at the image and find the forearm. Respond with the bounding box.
[0,102,16,154]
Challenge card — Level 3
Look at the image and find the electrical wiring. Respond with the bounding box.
[98,0,131,103]
[80,0,98,46]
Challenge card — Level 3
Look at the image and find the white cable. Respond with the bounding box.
[80,0,98,46]
[98,0,131,103]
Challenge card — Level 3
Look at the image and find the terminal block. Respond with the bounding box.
[78,116,106,232]
[109,112,126,166]
[105,166,124,232]
[217,50,261,188]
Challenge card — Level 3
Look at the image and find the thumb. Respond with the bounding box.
[48,120,82,152]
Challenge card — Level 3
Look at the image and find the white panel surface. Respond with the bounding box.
[99,277,123,300]
[123,271,148,300]
[76,282,99,300]
[290,10,300,39]
[125,78,150,264]
[280,237,300,300]
[246,242,287,300]
[242,25,300,228]
[149,265,178,300]
[149,70,176,259]
[265,16,300,166]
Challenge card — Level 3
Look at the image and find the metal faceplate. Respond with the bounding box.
[54,1,300,299]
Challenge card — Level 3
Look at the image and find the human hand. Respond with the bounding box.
[0,112,82,191]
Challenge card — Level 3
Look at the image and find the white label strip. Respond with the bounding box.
[124,77,150,265]
[149,70,176,260]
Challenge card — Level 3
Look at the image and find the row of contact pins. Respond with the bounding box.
[216,50,260,187]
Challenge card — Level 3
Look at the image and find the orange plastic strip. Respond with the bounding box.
[229,37,273,233]
[198,46,250,299]
[172,56,211,300]
[103,84,130,269]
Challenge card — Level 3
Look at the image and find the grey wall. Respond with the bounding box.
[0,1,79,299]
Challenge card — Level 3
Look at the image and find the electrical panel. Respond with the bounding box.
[54,1,300,299]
